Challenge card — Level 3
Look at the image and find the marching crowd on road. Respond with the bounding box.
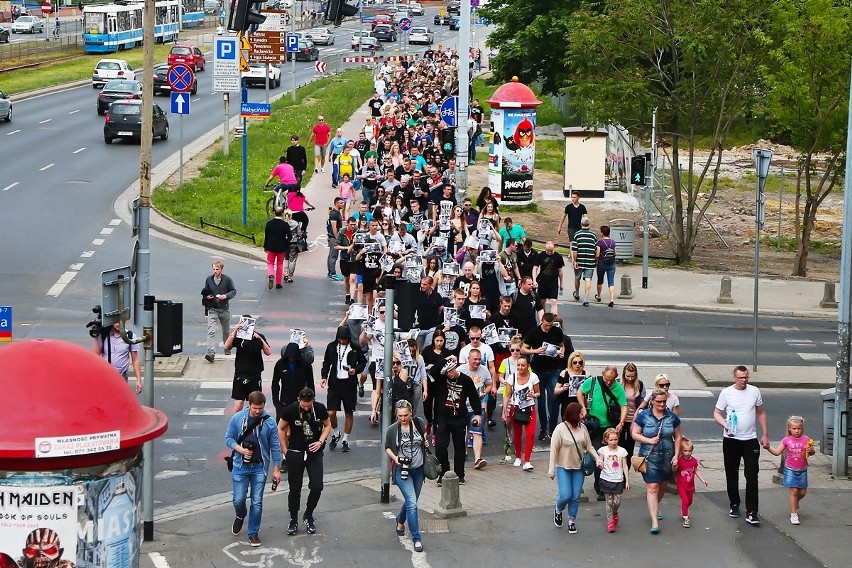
[186,48,820,555]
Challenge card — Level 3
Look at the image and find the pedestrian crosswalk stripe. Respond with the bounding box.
[188,407,225,416]
[200,381,232,389]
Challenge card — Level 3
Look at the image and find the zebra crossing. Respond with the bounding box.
[570,333,688,369]
[772,325,834,362]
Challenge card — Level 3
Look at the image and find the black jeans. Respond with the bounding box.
[619,422,636,458]
[435,413,468,481]
[589,427,604,495]
[286,448,324,519]
[723,437,761,513]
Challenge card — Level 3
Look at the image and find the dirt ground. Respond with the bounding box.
[468,140,843,281]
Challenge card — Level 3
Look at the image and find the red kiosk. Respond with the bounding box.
[0,340,168,568]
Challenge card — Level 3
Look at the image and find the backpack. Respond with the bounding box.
[602,239,616,265]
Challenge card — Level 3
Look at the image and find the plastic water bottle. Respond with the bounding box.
[728,409,738,436]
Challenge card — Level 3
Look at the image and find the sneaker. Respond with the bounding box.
[572,291,580,301]
[231,517,244,535]
[314,168,319,173]
[224,349,232,356]
[554,510,563,528]
[522,462,534,471]
[276,284,283,289]
[248,534,261,547]
[537,430,548,441]
[321,167,325,173]
[567,521,577,534]
[582,301,590,307]
[745,512,761,526]
[594,294,601,302]
[268,275,274,290]
[487,419,496,429]
[729,504,740,518]
[287,519,298,536]
[607,521,616,533]
[790,513,800,525]
[358,383,365,398]
[657,513,664,521]
[608,301,614,307]
[436,476,442,487]
[458,477,465,485]
[341,441,350,452]
[613,513,619,527]
[474,458,487,470]
[332,274,344,281]
[513,458,522,467]
[329,434,339,451]
[597,494,606,502]
[413,541,424,553]
[205,353,215,363]
[682,516,691,528]
[304,517,317,534]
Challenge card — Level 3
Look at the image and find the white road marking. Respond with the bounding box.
[572,334,666,340]
[6,129,21,135]
[785,338,813,344]
[39,118,51,124]
[672,389,714,398]
[148,552,172,568]
[154,470,192,480]
[160,438,184,444]
[580,349,680,358]
[100,227,114,235]
[798,353,831,361]
[80,250,95,257]
[2,182,19,191]
[68,109,81,115]
[109,218,121,226]
[200,381,232,389]
[92,238,105,245]
[69,263,84,271]
[40,163,55,171]
[188,407,225,416]
[772,326,800,332]
[73,146,86,153]
[46,271,78,297]
[823,341,837,346]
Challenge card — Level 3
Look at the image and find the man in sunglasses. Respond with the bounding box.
[521,313,565,441]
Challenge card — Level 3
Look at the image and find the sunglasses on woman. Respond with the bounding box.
[571,361,583,366]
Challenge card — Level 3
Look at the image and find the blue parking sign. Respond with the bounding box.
[286,34,299,52]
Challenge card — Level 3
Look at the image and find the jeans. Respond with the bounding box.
[589,427,604,495]
[207,308,230,354]
[394,464,425,542]
[362,186,376,209]
[286,448,324,519]
[723,437,761,513]
[331,155,340,185]
[435,414,467,480]
[555,467,585,519]
[232,462,267,536]
[536,368,560,433]
[266,251,286,285]
[327,235,339,275]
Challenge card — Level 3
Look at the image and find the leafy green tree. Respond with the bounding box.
[763,0,851,276]
[565,0,770,263]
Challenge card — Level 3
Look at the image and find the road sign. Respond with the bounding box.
[41,1,52,14]
[315,60,327,74]
[0,306,11,343]
[213,76,240,92]
[286,34,299,52]
[240,102,271,118]
[440,96,459,127]
[171,92,190,115]
[398,17,412,31]
[213,36,240,77]
[167,64,195,93]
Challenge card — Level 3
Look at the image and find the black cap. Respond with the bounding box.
[298,388,315,401]
[336,326,351,341]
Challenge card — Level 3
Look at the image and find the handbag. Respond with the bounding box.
[632,421,664,473]
[513,405,532,424]
[423,447,442,480]
[597,376,622,425]
[567,423,595,477]
[296,237,308,252]
[582,379,601,432]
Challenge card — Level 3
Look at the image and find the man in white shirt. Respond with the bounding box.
[457,348,492,470]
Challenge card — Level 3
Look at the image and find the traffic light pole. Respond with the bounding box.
[455,0,471,201]
[642,108,656,289]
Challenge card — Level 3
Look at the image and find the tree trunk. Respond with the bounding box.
[793,218,812,277]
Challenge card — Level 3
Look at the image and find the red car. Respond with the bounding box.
[167,45,206,72]
[371,14,392,29]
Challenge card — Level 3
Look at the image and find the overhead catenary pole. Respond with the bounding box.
[752,148,772,372]
[642,108,657,289]
[380,277,396,503]
[291,7,296,103]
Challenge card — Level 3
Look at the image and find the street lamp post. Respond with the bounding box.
[752,148,772,372]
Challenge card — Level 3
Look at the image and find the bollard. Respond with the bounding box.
[820,281,838,308]
[618,274,634,299]
[717,276,734,304]
[434,472,467,518]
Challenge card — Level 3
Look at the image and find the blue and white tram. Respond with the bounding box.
[181,0,206,27]
[83,0,180,54]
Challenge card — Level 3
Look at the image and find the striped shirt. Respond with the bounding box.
[571,229,598,269]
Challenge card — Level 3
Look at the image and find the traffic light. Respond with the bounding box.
[324,0,359,27]
[630,156,647,186]
[229,0,266,32]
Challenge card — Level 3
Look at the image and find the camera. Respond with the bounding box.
[85,305,106,338]
[398,456,411,481]
[242,441,255,453]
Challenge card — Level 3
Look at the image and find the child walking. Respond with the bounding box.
[766,415,815,525]
[675,438,708,527]
[337,174,354,217]
[598,428,629,533]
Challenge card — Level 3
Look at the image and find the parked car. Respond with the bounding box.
[433,13,451,26]
[104,100,169,144]
[306,27,334,45]
[92,59,134,89]
[241,62,282,87]
[446,1,461,14]
[96,79,143,115]
[286,38,319,62]
[408,26,433,45]
[11,15,44,34]
[203,0,220,14]
[0,89,11,123]
[408,2,424,16]
[153,64,197,96]
[449,17,460,31]
[0,26,10,43]
[373,24,397,42]
[168,45,206,72]
[357,37,385,52]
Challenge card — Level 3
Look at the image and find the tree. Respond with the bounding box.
[763,0,851,277]
[565,0,770,263]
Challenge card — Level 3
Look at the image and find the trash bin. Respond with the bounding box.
[609,219,635,260]
[820,387,851,456]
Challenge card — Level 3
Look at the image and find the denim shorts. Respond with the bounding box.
[782,467,808,489]
[468,410,485,435]
[574,267,594,280]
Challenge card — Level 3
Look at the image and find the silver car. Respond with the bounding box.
[0,89,11,123]
[11,15,44,34]
[307,27,334,45]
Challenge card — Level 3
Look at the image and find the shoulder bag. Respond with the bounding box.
[225,413,266,472]
[631,420,664,473]
[582,379,601,433]
[597,376,622,426]
[412,418,443,480]
[567,423,595,476]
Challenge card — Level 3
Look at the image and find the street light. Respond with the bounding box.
[752,147,772,372]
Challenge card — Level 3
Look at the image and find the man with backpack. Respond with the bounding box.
[595,225,618,307]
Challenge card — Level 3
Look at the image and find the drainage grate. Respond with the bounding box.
[419,518,449,533]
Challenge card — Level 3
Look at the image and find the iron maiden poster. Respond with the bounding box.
[493,108,536,204]
[0,485,79,568]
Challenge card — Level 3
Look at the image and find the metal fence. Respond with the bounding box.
[0,19,84,66]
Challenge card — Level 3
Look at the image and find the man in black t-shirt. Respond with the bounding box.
[415,275,444,349]
[517,238,539,279]
[511,276,543,338]
[224,318,272,413]
[557,190,588,243]
[279,388,332,536]
[326,197,345,281]
[431,358,483,484]
[522,313,565,439]
[368,91,384,117]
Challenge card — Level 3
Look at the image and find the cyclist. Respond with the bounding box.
[265,156,300,210]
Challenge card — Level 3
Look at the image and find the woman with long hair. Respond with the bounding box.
[619,362,646,458]
[389,141,405,169]
[421,330,449,439]
[555,351,587,418]
[503,353,539,470]
[385,399,427,553]
[405,338,428,420]
[461,280,489,331]
[449,204,468,257]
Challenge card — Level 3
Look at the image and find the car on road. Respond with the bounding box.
[96,79,143,115]
[0,89,11,123]
[449,17,460,31]
[0,26,10,43]
[203,0,220,13]
[285,38,319,61]
[433,13,451,26]
[242,62,282,87]
[168,45,206,72]
[408,26,433,45]
[11,15,44,34]
[408,2,424,16]
[351,30,375,49]
[306,27,334,45]
[446,1,461,14]
[104,100,169,144]
[357,37,385,52]
[373,23,397,42]
[152,64,197,96]
[371,13,392,29]
[92,59,134,89]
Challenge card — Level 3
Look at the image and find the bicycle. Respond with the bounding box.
[264,183,298,218]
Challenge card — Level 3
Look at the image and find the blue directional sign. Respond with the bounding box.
[0,305,11,343]
[241,102,271,118]
[168,64,195,93]
[440,96,458,127]
[171,92,190,115]
[398,17,412,31]
[285,33,299,53]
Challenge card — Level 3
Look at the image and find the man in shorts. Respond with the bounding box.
[224,318,272,413]
[335,217,359,305]
[307,115,332,173]
[532,241,565,316]
[320,326,367,452]
[570,218,597,307]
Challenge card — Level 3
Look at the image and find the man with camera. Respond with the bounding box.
[225,391,281,548]
[278,388,332,536]
[92,321,143,394]
[321,326,367,453]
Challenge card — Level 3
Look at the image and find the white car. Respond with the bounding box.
[351,30,373,49]
[11,15,44,34]
[241,62,282,88]
[408,26,433,45]
[0,89,11,123]
[408,3,424,15]
[307,27,334,45]
[92,59,134,89]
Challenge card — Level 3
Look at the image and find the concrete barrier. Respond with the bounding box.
[717,276,733,304]
[618,274,634,299]
[434,472,466,519]
[820,281,838,308]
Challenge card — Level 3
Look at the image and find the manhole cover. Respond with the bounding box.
[419,518,449,533]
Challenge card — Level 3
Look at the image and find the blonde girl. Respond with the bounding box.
[598,427,629,533]
[766,416,815,525]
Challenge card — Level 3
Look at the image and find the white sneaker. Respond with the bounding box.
[321,167,325,173]
[513,458,521,467]
[522,462,534,471]
[790,513,800,525]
